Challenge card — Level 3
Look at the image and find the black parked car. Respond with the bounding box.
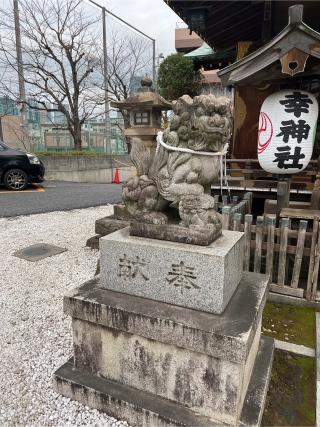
[0,141,45,190]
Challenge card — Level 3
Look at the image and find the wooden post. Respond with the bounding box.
[276,179,291,218]
[222,206,231,230]
[311,157,320,209]
[214,195,220,211]
[306,216,320,300]
[277,217,290,286]
[243,192,253,214]
[244,214,253,271]
[266,215,276,280]
[311,222,320,300]
[233,213,242,231]
[222,195,229,207]
[254,216,264,273]
[291,220,307,289]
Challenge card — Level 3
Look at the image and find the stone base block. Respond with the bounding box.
[54,336,274,427]
[100,227,244,314]
[86,234,102,249]
[130,220,222,246]
[95,216,129,236]
[54,271,271,425]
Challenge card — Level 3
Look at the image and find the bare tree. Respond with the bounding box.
[106,31,152,128]
[0,0,104,150]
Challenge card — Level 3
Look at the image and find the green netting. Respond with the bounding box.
[184,42,215,59]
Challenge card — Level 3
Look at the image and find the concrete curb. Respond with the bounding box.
[268,292,320,308]
[274,339,315,357]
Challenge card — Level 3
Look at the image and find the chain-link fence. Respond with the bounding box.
[0,0,154,153]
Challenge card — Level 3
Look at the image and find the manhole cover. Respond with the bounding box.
[13,243,67,262]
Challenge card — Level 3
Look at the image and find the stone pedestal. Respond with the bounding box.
[55,229,274,426]
[100,227,244,314]
[53,272,273,426]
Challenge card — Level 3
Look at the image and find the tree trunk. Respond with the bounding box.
[120,109,131,153]
[72,122,82,150]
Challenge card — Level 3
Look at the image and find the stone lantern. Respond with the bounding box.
[111,76,171,157]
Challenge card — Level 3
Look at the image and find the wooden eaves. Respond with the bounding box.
[218,5,320,87]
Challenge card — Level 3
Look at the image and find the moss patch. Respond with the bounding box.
[262,350,315,426]
[262,303,316,348]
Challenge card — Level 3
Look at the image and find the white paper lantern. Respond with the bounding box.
[257,90,318,174]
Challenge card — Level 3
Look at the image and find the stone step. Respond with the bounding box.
[53,336,274,427]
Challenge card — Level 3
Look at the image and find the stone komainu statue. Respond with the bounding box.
[123,94,232,243]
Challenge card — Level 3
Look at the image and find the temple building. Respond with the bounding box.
[166,1,320,198]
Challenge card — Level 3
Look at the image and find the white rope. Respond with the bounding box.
[156,131,230,197]
[156,131,228,156]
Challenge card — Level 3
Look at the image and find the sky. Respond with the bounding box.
[88,0,181,57]
[0,0,181,57]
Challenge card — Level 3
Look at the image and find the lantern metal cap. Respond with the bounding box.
[141,76,153,88]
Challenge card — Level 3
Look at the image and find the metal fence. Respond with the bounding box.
[0,0,154,154]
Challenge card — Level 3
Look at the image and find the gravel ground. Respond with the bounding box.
[0,205,128,427]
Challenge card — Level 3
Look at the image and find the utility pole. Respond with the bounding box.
[102,6,111,154]
[87,0,156,152]
[13,0,27,145]
[152,39,156,85]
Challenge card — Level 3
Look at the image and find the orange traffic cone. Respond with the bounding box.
[113,167,120,184]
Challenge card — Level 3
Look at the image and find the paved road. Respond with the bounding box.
[0,181,122,217]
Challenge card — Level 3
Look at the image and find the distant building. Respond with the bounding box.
[40,112,127,154]
[129,76,144,94]
[175,26,202,54]
[0,115,25,149]
[0,96,127,153]
[183,42,234,97]
[173,25,234,97]
[0,97,19,116]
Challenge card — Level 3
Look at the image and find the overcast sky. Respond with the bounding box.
[90,0,181,56]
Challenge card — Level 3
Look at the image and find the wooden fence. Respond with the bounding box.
[217,193,320,301]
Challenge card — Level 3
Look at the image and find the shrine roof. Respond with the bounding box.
[166,1,320,52]
[184,42,214,59]
[218,5,320,86]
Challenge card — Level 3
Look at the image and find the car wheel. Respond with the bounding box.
[4,168,28,191]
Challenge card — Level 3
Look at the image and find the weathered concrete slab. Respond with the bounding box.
[100,227,245,314]
[130,220,222,246]
[13,243,67,262]
[54,357,219,427]
[239,336,274,427]
[95,216,129,236]
[71,316,261,423]
[274,339,315,357]
[53,336,274,427]
[63,271,269,364]
[86,234,101,250]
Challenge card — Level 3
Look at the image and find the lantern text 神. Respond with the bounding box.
[258,90,318,174]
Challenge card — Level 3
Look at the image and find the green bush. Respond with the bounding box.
[157,53,201,101]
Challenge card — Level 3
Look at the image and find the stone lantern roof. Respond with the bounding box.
[111,77,172,110]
